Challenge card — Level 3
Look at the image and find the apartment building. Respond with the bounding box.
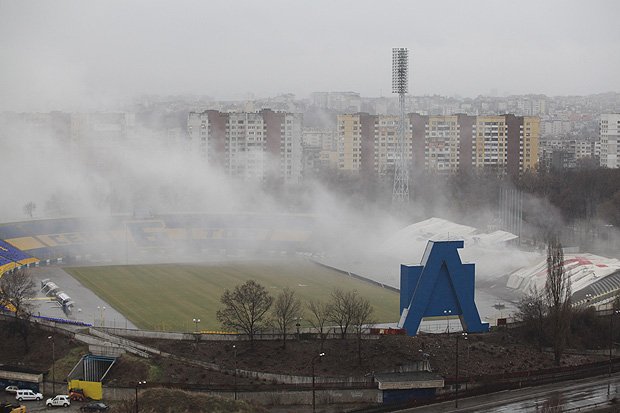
[373,115,403,176]
[335,113,538,177]
[600,114,620,168]
[187,109,303,182]
[472,115,539,175]
[423,115,461,174]
[337,113,413,177]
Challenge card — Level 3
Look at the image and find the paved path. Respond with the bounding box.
[29,266,136,329]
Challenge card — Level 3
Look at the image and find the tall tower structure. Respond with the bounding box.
[392,48,409,205]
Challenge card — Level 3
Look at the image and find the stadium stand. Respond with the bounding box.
[0,239,39,276]
[0,213,316,264]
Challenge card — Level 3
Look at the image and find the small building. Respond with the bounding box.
[0,365,44,393]
[375,371,444,404]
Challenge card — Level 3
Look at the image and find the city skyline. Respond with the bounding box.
[1,0,619,112]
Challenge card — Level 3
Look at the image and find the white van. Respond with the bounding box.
[15,389,43,401]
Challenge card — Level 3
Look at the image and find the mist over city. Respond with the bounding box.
[0,0,619,285]
[1,2,620,411]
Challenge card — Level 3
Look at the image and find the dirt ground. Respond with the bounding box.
[124,331,605,386]
[0,320,606,390]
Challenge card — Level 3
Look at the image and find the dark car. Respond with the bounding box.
[80,402,109,412]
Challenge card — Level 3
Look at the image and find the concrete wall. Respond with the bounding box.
[97,326,379,342]
[99,385,381,406]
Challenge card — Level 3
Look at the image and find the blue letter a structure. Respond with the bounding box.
[397,240,489,336]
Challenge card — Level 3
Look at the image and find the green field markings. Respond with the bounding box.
[64,259,399,332]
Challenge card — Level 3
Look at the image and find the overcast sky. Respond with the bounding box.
[1,0,619,111]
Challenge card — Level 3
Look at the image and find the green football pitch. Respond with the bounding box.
[64,259,400,332]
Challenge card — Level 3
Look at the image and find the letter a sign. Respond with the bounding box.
[398,240,489,336]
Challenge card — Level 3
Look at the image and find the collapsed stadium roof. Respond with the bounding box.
[507,253,620,306]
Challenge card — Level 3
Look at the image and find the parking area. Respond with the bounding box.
[5,399,84,412]
[29,266,136,329]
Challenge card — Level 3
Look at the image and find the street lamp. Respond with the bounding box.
[193,318,201,332]
[312,352,325,413]
[47,335,55,395]
[233,344,238,401]
[135,380,146,413]
[455,332,468,408]
[443,310,452,333]
[97,306,106,327]
[608,308,620,395]
[295,316,302,340]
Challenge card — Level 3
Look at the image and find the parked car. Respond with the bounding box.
[4,386,18,394]
[15,389,43,401]
[46,395,71,408]
[80,402,109,412]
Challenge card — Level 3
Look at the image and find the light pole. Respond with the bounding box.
[48,335,55,395]
[455,332,468,408]
[295,316,302,340]
[135,380,146,413]
[193,318,201,332]
[444,309,452,333]
[233,344,238,401]
[312,352,325,413]
[97,306,106,327]
[609,308,619,395]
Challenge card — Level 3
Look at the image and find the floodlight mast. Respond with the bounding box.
[392,48,410,207]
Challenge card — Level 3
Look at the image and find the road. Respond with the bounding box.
[397,373,620,412]
[10,399,84,412]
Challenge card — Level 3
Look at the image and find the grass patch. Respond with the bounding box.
[64,259,399,331]
[54,345,88,381]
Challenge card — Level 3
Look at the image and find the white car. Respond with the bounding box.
[5,385,18,394]
[46,395,71,408]
[15,389,43,401]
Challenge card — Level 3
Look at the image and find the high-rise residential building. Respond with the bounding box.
[600,114,620,168]
[334,113,539,177]
[187,109,303,182]
[472,116,510,172]
[521,116,540,173]
[373,115,407,176]
[336,114,365,173]
[471,115,539,175]
[423,115,461,174]
[337,113,412,177]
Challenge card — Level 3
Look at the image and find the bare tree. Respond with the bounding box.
[273,287,302,349]
[328,288,357,339]
[516,286,547,352]
[23,201,36,218]
[216,280,273,345]
[544,234,572,365]
[308,298,331,348]
[351,295,376,365]
[0,269,36,351]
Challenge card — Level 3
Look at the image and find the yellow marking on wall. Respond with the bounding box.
[0,258,39,276]
[67,380,102,401]
[5,237,46,251]
[166,228,187,240]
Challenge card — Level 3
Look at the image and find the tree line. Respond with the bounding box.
[516,233,620,365]
[216,280,376,363]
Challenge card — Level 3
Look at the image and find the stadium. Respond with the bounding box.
[0,213,399,331]
[2,213,620,333]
